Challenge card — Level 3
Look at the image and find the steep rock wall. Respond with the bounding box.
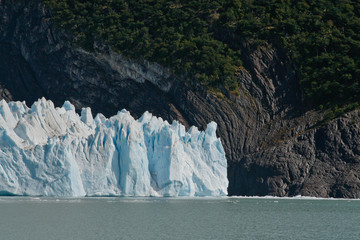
[1,0,359,197]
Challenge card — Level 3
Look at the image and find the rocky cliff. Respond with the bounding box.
[1,0,360,198]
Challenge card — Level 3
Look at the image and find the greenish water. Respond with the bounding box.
[0,197,359,240]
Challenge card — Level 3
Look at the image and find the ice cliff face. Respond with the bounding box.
[0,98,228,197]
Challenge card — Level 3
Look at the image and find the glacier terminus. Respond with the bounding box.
[0,98,228,197]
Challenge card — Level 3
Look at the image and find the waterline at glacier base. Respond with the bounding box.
[0,98,228,197]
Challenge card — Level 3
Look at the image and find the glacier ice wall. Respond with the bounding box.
[0,98,228,197]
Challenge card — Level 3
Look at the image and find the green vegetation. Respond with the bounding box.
[45,0,360,108]
[324,102,359,121]
[44,0,242,91]
[239,0,360,108]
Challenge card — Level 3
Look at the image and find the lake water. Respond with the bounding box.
[0,197,359,240]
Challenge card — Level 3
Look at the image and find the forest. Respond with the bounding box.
[44,0,360,108]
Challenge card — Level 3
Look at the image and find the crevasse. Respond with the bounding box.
[0,98,228,197]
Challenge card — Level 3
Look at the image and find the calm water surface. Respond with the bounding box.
[0,197,359,240]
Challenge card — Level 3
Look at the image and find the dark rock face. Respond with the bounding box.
[0,0,180,122]
[231,111,360,198]
[1,0,360,197]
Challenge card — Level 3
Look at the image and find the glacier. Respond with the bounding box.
[0,98,228,197]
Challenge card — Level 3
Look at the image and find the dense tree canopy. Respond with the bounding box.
[45,0,360,108]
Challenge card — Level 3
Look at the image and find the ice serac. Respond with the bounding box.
[0,98,228,197]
